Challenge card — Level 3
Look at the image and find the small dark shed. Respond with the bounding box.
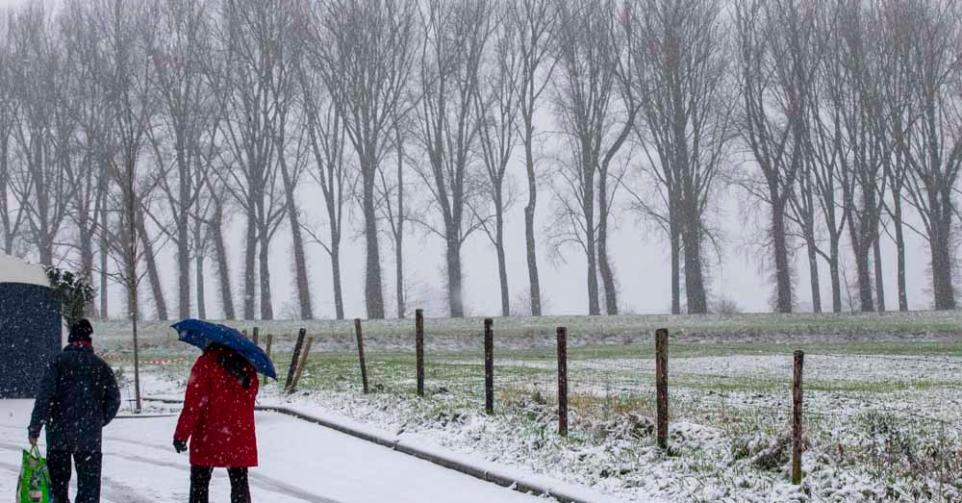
[0,256,61,399]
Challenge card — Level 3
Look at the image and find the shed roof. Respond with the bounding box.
[0,254,49,287]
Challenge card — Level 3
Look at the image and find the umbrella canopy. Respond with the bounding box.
[172,319,277,379]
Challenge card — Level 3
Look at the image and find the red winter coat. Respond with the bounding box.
[174,346,259,467]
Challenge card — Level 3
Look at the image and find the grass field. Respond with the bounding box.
[108,313,962,502]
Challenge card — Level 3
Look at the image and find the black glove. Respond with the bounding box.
[173,439,188,453]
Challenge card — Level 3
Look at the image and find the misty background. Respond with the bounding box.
[0,0,946,321]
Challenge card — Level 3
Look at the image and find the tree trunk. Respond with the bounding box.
[585,182,600,316]
[258,224,274,320]
[495,207,509,317]
[670,223,681,315]
[598,238,617,315]
[288,206,313,320]
[212,214,236,320]
[100,203,109,319]
[806,233,821,313]
[331,243,345,320]
[243,216,257,319]
[196,252,206,320]
[771,199,793,313]
[78,222,96,318]
[853,241,874,312]
[682,218,708,314]
[848,188,875,312]
[394,138,405,320]
[446,233,464,318]
[394,240,404,319]
[873,235,885,312]
[597,186,618,316]
[893,197,908,312]
[177,225,191,319]
[931,217,956,310]
[829,237,842,313]
[177,177,191,319]
[137,216,168,320]
[280,152,314,320]
[523,130,542,316]
[362,170,385,319]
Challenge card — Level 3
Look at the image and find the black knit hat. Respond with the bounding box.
[68,319,94,343]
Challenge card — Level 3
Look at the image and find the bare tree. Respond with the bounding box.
[876,0,916,312]
[628,0,734,315]
[807,40,847,313]
[218,0,296,320]
[94,0,159,413]
[7,5,69,266]
[821,0,887,313]
[512,0,556,316]
[275,4,314,321]
[58,1,114,317]
[0,13,26,257]
[146,0,219,319]
[413,0,493,318]
[309,0,416,319]
[380,114,409,319]
[550,0,634,315]
[136,207,169,319]
[298,43,351,321]
[894,0,962,311]
[473,1,520,317]
[733,0,821,313]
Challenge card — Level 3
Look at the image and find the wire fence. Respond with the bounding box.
[243,318,962,495]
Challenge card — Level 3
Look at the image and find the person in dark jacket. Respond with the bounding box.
[28,319,121,503]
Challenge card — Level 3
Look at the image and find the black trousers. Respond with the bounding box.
[189,466,251,503]
[47,450,102,503]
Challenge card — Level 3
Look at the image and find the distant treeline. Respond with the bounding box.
[0,0,959,320]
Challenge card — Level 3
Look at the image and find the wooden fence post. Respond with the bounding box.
[265,334,273,362]
[252,326,259,346]
[484,318,494,414]
[286,328,307,391]
[656,328,669,450]
[288,336,314,393]
[354,319,369,394]
[416,309,425,397]
[792,350,805,485]
[557,326,568,437]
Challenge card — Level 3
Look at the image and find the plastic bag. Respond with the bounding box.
[16,447,50,503]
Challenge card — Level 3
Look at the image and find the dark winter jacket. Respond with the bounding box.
[28,343,121,453]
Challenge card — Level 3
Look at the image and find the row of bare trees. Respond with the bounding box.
[1,0,961,320]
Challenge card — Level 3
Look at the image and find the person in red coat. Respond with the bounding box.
[174,343,259,503]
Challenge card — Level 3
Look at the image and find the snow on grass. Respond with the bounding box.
[131,332,962,503]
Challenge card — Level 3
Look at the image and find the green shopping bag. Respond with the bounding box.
[16,446,50,503]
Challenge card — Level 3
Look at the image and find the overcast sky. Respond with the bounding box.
[0,0,941,320]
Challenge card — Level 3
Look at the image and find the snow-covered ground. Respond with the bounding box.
[60,315,962,502]
[0,399,564,502]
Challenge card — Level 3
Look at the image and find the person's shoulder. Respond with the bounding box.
[193,350,216,369]
[92,353,114,370]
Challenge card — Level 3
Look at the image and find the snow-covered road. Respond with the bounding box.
[0,400,544,502]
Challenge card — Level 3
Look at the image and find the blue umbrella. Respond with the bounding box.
[171,319,277,379]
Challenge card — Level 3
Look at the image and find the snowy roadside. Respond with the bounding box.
[1,398,564,503]
[123,330,962,503]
